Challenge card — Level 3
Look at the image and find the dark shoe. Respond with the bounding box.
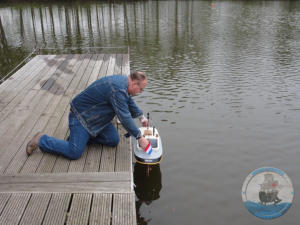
[26,132,43,156]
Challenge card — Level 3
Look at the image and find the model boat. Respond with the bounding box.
[133,126,163,165]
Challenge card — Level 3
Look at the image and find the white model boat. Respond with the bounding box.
[133,126,163,165]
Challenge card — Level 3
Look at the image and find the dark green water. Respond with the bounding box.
[1,1,300,224]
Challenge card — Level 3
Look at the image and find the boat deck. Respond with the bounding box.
[0,54,136,225]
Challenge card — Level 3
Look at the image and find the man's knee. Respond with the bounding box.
[69,152,82,160]
[108,135,119,147]
[69,144,84,160]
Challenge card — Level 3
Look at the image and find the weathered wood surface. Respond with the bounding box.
[89,193,112,225]
[0,172,130,184]
[18,193,51,225]
[42,193,71,225]
[0,172,131,193]
[0,54,136,225]
[113,193,137,225]
[0,193,31,225]
[0,193,136,225]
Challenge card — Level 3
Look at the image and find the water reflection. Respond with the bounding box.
[134,163,162,225]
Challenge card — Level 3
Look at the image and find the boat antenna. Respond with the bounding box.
[147,112,150,130]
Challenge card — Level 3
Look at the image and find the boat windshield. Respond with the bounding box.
[147,138,158,148]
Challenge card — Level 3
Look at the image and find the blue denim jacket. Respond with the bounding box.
[70,75,143,138]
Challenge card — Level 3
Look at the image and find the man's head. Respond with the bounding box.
[128,71,147,96]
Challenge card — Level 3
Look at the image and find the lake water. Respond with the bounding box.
[1,1,300,224]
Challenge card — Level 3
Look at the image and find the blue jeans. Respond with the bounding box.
[39,112,119,160]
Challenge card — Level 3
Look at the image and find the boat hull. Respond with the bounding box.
[134,154,163,165]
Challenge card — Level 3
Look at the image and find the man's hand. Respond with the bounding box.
[138,137,152,155]
[138,136,149,149]
[139,115,149,127]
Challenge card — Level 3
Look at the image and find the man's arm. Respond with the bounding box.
[110,91,150,151]
[110,91,141,139]
[128,96,149,127]
[128,96,143,118]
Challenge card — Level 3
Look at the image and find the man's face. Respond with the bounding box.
[129,79,147,96]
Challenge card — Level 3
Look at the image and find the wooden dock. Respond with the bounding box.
[0,54,137,225]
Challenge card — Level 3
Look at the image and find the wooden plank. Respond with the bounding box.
[0,182,130,193]
[19,193,51,225]
[0,194,11,216]
[51,157,71,174]
[76,54,98,92]
[99,146,116,172]
[42,193,71,225]
[106,54,116,76]
[115,127,131,172]
[122,53,130,75]
[97,54,110,79]
[0,55,60,134]
[66,194,92,225]
[87,54,104,86]
[112,193,136,225]
[0,193,31,225]
[0,55,60,122]
[19,54,85,174]
[3,55,56,85]
[114,54,123,74]
[0,172,131,184]
[33,54,74,91]
[0,55,41,94]
[64,54,96,97]
[83,144,102,172]
[89,193,112,225]
[4,102,68,174]
[68,150,88,173]
[0,55,48,104]
[0,55,74,173]
[0,55,70,137]
[0,91,37,148]
[0,172,131,193]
